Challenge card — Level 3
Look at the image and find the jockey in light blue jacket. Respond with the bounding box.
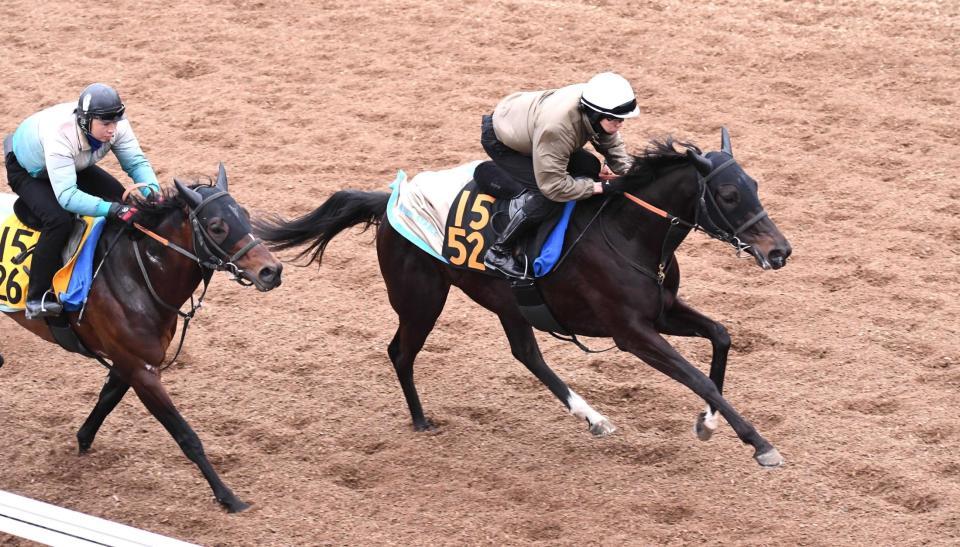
[3,83,160,319]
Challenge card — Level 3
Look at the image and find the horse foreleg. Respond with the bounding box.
[656,299,730,441]
[499,315,615,436]
[129,368,248,512]
[617,325,783,467]
[76,371,131,453]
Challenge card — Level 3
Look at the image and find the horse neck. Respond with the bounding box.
[603,163,701,251]
[103,208,204,315]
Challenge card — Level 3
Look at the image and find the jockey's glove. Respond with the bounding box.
[108,202,141,226]
[600,178,628,194]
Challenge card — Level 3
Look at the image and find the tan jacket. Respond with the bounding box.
[492,84,633,201]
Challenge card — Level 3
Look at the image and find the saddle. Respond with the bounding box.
[12,199,91,267]
[439,183,564,278]
[384,161,579,334]
[385,160,570,277]
[0,193,105,313]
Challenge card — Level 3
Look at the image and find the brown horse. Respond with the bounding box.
[1,164,282,512]
[254,130,792,467]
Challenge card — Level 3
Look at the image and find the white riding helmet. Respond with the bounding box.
[579,72,640,119]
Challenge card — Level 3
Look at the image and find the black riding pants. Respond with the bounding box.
[480,114,600,221]
[5,152,123,298]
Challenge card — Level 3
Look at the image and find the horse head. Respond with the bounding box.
[173,163,283,290]
[687,128,792,270]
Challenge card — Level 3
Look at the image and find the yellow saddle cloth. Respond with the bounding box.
[0,194,101,312]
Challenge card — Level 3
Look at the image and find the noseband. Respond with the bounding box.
[119,189,264,370]
[186,190,262,285]
[695,157,769,256]
[590,153,770,290]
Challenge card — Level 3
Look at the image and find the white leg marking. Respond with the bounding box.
[702,405,719,431]
[695,405,720,441]
[567,389,616,436]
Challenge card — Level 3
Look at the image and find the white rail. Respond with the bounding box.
[0,490,198,546]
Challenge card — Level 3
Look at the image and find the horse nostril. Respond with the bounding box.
[768,247,790,269]
[259,265,280,284]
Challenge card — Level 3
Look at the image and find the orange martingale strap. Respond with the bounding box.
[623,192,669,219]
[134,223,170,246]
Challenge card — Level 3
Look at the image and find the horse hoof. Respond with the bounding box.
[0,354,4,369]
[694,410,718,442]
[755,447,785,468]
[224,499,251,513]
[413,419,437,432]
[589,418,617,437]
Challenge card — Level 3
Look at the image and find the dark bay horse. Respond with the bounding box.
[255,129,792,467]
[1,164,282,512]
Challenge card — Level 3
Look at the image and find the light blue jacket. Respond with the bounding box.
[11,102,159,216]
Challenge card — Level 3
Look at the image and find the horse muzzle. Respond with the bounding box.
[749,241,792,270]
[256,262,283,290]
[767,244,792,270]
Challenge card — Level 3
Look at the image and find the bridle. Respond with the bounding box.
[119,187,262,370]
[693,155,769,257]
[604,153,770,287]
[181,188,262,284]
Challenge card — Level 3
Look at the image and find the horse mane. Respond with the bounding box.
[127,179,215,229]
[622,137,701,190]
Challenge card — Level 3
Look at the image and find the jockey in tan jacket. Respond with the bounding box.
[479,72,640,278]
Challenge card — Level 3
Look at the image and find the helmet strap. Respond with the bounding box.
[580,105,605,134]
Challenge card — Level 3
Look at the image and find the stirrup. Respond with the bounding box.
[24,291,63,320]
[484,251,529,279]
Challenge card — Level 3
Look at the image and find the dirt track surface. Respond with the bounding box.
[1,0,959,545]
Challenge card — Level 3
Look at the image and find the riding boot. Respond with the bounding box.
[483,207,534,278]
[23,227,67,320]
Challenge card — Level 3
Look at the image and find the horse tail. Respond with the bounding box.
[252,190,390,265]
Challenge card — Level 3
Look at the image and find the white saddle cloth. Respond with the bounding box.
[385,160,482,261]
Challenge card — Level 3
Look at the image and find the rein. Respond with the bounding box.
[126,190,262,370]
[547,155,763,348]
[79,189,262,372]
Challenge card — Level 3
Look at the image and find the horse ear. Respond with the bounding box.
[721,126,732,155]
[174,179,203,209]
[686,149,713,177]
[215,162,228,192]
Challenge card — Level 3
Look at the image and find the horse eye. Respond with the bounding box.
[209,218,227,235]
[718,186,740,205]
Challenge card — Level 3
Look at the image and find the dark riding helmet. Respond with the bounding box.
[76,83,126,135]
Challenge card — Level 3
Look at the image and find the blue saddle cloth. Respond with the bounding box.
[59,219,106,310]
[532,202,575,277]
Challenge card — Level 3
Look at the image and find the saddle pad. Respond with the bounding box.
[385,161,575,277]
[386,160,483,262]
[0,193,105,312]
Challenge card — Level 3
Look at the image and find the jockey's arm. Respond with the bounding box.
[593,131,632,174]
[532,128,596,202]
[45,136,112,217]
[111,121,160,197]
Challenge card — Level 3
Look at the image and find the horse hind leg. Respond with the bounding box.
[380,227,451,432]
[0,353,4,369]
[387,282,451,431]
[388,323,439,431]
[77,371,131,453]
[499,315,615,437]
